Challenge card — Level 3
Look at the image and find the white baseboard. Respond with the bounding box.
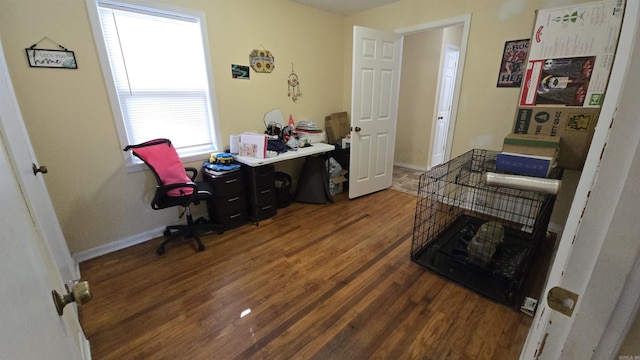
[393,162,427,172]
[72,226,165,263]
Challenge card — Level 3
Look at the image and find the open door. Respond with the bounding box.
[0,39,89,359]
[349,26,403,199]
[431,45,458,168]
[520,1,639,358]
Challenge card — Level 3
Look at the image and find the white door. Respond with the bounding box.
[0,42,78,284]
[0,39,88,360]
[520,1,639,358]
[0,127,86,359]
[349,26,403,199]
[431,45,458,168]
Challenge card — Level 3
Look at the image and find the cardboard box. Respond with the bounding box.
[513,107,599,170]
[502,133,559,158]
[325,112,350,145]
[330,169,348,195]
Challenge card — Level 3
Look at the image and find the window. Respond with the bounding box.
[86,0,221,169]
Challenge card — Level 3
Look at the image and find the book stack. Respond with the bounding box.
[296,120,326,143]
[496,134,559,177]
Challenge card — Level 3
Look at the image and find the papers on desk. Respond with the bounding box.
[239,133,268,158]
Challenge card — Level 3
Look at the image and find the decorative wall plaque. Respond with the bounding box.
[249,47,275,73]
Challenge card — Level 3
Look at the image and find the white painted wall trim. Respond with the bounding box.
[72,226,165,263]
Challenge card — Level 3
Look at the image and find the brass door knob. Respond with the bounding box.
[52,280,92,316]
[350,126,362,132]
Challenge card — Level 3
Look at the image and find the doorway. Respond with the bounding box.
[393,16,469,172]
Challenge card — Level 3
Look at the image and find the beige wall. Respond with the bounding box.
[0,0,344,253]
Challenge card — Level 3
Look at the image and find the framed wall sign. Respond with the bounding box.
[25,49,77,69]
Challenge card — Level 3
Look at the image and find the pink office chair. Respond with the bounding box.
[124,138,222,254]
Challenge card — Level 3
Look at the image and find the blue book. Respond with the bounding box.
[495,152,554,177]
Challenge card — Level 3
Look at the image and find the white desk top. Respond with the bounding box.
[234,142,335,167]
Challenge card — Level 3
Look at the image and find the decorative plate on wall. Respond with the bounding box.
[249,48,275,73]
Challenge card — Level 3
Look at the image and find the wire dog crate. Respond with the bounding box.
[411,149,561,306]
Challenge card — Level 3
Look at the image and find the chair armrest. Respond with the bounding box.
[157,181,197,193]
[185,167,198,181]
[151,182,198,210]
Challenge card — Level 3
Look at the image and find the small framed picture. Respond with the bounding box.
[25,49,77,69]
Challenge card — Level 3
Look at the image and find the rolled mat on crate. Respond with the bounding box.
[485,172,561,194]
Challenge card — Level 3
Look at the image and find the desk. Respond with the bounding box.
[233,142,335,167]
[234,143,336,224]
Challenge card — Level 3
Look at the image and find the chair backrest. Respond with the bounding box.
[124,139,194,196]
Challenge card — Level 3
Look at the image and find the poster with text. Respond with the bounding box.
[519,0,624,107]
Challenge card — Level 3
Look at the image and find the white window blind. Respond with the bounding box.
[96,1,218,157]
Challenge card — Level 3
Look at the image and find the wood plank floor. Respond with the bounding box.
[79,189,536,359]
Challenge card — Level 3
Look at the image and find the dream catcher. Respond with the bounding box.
[288,63,302,102]
[249,46,275,73]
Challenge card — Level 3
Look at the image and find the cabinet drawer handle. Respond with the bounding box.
[228,197,240,202]
[229,213,241,219]
[260,189,271,194]
[225,179,238,184]
[261,205,272,210]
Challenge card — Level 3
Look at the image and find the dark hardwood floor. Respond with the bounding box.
[79,189,536,359]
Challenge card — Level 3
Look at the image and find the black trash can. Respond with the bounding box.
[274,172,292,208]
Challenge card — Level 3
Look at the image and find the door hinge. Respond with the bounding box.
[547,286,579,317]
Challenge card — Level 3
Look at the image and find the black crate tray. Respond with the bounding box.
[411,215,539,306]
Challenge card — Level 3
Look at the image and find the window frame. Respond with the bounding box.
[85,0,222,172]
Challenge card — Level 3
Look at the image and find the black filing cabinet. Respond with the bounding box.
[203,169,248,230]
[242,164,277,222]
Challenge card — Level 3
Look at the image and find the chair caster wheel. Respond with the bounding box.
[163,229,171,237]
[197,244,205,252]
[157,247,165,255]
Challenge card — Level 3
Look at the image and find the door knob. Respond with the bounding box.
[52,280,92,316]
[350,126,362,132]
[547,286,578,317]
[32,163,48,176]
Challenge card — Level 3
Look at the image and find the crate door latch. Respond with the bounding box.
[547,286,579,317]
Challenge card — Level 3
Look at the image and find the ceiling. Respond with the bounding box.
[290,0,399,16]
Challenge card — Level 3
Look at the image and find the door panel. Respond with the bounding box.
[350,26,403,199]
[0,38,87,360]
[0,121,85,360]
